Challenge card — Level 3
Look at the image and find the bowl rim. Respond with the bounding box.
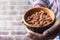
[23,7,56,28]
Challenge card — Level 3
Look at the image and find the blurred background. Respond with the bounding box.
[0,0,32,30]
[0,0,60,40]
[0,0,32,40]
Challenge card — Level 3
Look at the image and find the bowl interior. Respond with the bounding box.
[24,7,55,28]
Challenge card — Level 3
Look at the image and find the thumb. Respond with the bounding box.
[43,19,60,38]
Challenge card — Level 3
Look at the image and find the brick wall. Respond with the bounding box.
[0,0,60,40]
[0,0,32,40]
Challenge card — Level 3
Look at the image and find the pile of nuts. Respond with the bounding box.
[26,10,52,27]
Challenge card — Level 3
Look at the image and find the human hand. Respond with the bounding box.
[26,19,60,40]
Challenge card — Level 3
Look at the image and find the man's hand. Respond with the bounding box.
[26,19,60,40]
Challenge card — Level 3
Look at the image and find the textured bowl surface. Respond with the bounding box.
[23,7,55,28]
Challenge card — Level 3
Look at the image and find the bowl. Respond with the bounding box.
[23,7,56,33]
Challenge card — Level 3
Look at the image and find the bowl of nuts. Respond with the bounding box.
[23,7,56,33]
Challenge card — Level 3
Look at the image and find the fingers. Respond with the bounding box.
[26,30,45,40]
[43,19,60,39]
[26,28,43,37]
[26,19,60,40]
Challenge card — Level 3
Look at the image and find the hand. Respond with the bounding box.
[26,19,60,40]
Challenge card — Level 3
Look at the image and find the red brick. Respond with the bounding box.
[0,31,9,35]
[11,31,27,35]
[0,36,13,40]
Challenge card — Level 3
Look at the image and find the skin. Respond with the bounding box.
[26,5,60,40]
